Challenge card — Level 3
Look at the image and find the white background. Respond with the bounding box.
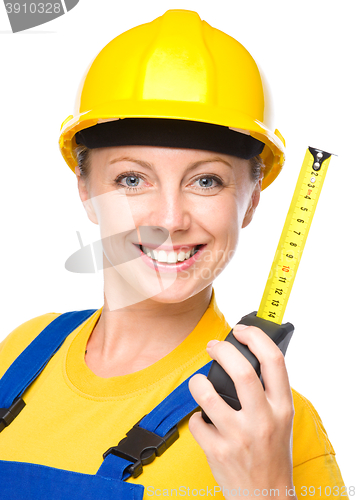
[0,0,356,488]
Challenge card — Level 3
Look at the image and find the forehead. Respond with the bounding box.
[90,145,249,173]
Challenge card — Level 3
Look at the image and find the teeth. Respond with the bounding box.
[141,245,201,264]
[177,251,186,262]
[167,251,177,264]
[157,250,168,263]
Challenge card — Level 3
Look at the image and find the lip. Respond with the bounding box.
[137,243,202,252]
[134,243,207,273]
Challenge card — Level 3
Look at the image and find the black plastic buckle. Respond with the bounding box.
[103,418,179,478]
[0,397,26,433]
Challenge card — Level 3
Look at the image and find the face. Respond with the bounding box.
[75,145,261,308]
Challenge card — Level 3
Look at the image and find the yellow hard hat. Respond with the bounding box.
[59,9,285,190]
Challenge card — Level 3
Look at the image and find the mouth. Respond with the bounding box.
[136,244,204,264]
[133,243,206,272]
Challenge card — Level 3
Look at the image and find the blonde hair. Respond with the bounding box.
[75,145,265,183]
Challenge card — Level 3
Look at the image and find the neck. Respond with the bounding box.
[84,279,213,378]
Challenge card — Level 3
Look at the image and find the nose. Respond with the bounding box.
[150,190,192,234]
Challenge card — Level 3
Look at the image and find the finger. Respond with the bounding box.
[188,373,239,435]
[187,409,223,457]
[206,338,268,415]
[232,325,293,408]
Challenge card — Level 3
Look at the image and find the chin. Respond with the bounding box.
[147,281,211,305]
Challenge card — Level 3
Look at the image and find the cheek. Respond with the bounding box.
[192,196,240,269]
[91,191,137,238]
[202,195,243,237]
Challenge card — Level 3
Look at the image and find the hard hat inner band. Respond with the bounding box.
[75,118,264,160]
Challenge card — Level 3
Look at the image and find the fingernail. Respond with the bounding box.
[234,324,249,331]
[207,340,219,349]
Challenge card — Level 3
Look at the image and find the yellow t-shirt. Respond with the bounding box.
[0,291,347,498]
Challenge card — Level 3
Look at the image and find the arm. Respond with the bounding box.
[291,389,349,500]
[188,324,296,499]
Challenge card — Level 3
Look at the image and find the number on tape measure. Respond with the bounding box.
[257,147,332,325]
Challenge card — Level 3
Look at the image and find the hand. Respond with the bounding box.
[188,324,296,499]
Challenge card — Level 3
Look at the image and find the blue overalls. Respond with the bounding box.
[0,310,212,499]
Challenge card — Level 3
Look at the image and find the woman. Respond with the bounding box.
[0,9,347,499]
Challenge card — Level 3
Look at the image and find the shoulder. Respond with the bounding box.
[0,312,62,377]
[291,388,347,488]
[292,387,335,463]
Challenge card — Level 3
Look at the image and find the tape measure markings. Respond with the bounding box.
[257,147,332,325]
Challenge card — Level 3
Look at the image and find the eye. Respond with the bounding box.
[192,175,223,191]
[114,172,145,191]
[124,175,140,187]
[198,177,214,188]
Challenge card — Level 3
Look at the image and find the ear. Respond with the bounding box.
[242,177,262,229]
[75,165,98,225]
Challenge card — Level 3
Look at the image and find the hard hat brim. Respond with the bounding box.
[59,100,285,190]
[74,118,265,162]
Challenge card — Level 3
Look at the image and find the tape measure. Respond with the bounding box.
[202,146,333,423]
[257,147,332,325]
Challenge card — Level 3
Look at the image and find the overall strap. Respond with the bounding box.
[0,309,97,431]
[0,308,145,500]
[97,361,212,481]
[0,460,144,500]
[0,308,212,491]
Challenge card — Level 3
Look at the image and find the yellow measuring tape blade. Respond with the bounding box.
[257,147,332,325]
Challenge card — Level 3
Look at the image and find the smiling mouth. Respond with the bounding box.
[135,244,204,264]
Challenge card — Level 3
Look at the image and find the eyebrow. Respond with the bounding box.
[108,155,233,172]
